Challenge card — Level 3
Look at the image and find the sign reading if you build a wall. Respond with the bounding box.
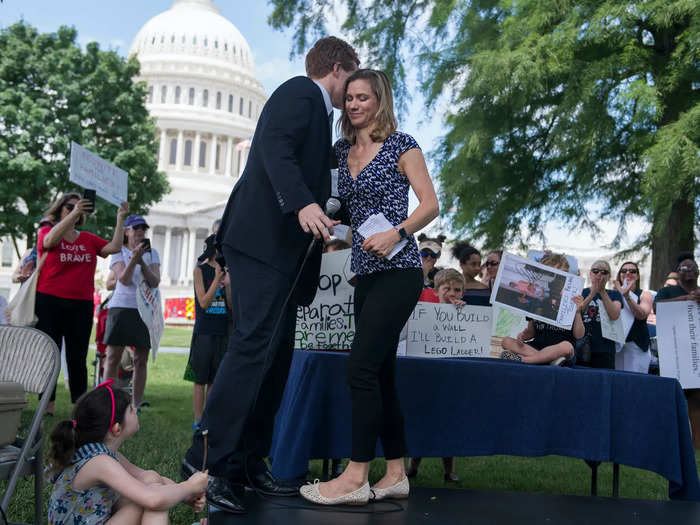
[406,303,493,358]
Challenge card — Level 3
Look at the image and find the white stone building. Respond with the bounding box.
[0,0,266,312]
[128,0,266,305]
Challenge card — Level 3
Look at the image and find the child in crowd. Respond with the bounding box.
[48,379,208,525]
[407,268,464,482]
[500,254,584,365]
[184,234,231,431]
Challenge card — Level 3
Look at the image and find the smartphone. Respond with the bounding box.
[83,189,96,213]
[141,238,151,252]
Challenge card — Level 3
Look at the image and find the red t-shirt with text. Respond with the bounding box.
[37,225,108,301]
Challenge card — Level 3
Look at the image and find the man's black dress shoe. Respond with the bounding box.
[246,466,301,497]
[181,459,247,514]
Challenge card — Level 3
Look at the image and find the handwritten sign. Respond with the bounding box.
[135,276,164,360]
[656,301,700,388]
[69,142,128,206]
[405,303,493,358]
[295,249,355,350]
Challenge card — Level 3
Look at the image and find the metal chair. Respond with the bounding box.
[0,326,60,525]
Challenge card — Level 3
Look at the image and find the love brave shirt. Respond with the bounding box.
[37,225,108,301]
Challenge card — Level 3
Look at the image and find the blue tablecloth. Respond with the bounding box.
[269,350,700,501]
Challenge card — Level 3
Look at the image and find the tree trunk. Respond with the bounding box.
[650,199,695,290]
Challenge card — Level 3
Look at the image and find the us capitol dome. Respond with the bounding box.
[128,0,266,301]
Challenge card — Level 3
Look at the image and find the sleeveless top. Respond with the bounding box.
[335,131,422,276]
[193,262,229,336]
[626,288,650,351]
[48,442,120,525]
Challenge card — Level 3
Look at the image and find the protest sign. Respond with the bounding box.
[405,303,492,358]
[295,249,355,351]
[492,305,528,338]
[490,252,584,329]
[656,301,700,389]
[69,142,128,206]
[135,276,164,360]
[527,249,579,275]
[600,291,637,345]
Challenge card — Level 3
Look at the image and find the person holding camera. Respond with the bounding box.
[184,234,232,431]
[36,193,128,410]
[103,215,161,408]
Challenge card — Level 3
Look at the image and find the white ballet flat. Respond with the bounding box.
[370,476,410,501]
[299,479,370,506]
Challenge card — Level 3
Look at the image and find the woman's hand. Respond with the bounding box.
[70,199,93,221]
[572,295,584,311]
[117,201,129,221]
[361,229,400,258]
[132,242,147,263]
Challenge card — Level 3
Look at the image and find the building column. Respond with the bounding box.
[193,132,201,174]
[186,228,198,279]
[209,133,218,175]
[225,136,233,177]
[178,229,190,284]
[158,129,167,171]
[161,227,172,285]
[176,130,184,171]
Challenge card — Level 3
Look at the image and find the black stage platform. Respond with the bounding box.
[208,486,700,525]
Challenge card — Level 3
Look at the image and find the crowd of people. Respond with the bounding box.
[2,32,699,524]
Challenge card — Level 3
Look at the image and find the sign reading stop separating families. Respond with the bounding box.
[295,249,355,351]
[405,303,493,358]
[69,142,128,206]
[656,301,700,389]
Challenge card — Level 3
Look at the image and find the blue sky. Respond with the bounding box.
[0,0,648,252]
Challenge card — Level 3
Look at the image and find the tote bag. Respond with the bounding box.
[6,252,47,326]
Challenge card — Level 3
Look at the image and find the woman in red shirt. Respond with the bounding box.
[36,193,128,411]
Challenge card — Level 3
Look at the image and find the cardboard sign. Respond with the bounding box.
[656,301,700,389]
[69,142,128,206]
[405,302,493,358]
[135,277,164,360]
[490,252,584,329]
[295,249,355,350]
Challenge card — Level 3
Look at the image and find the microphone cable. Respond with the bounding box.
[203,198,405,516]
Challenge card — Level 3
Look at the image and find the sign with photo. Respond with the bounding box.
[490,252,584,329]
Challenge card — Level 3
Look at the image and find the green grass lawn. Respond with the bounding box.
[90,324,194,349]
[2,352,697,524]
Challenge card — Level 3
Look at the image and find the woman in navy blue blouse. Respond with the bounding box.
[300,70,439,506]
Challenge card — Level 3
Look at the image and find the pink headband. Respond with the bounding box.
[95,379,116,427]
[71,419,77,429]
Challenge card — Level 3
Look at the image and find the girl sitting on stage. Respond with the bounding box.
[501,255,584,366]
[47,379,208,525]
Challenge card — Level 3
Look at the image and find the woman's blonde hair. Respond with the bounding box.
[45,193,83,226]
[339,69,397,144]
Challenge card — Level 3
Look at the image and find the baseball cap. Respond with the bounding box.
[125,215,149,228]
[198,234,217,262]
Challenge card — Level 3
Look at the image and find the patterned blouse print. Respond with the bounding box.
[48,443,120,525]
[335,131,422,276]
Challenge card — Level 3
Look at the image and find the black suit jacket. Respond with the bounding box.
[217,76,331,305]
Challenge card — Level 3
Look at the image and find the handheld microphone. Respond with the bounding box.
[325,197,341,218]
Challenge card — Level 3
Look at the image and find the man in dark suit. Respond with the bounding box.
[182,37,359,514]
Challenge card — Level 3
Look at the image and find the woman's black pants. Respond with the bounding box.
[348,268,422,462]
[35,292,94,403]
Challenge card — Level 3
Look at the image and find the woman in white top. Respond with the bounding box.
[103,215,160,407]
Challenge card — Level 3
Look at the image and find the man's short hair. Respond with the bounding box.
[434,268,465,290]
[305,36,360,78]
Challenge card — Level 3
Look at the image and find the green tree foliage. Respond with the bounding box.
[269,0,699,286]
[0,22,168,254]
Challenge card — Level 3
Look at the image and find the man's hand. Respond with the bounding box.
[297,203,339,242]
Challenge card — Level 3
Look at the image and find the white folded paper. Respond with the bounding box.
[357,213,406,260]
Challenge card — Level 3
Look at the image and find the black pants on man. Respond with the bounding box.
[185,247,298,481]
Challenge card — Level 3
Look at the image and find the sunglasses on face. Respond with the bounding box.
[64,203,75,211]
[485,261,500,267]
[420,250,439,259]
[620,268,638,275]
[679,265,698,272]
[591,269,609,275]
